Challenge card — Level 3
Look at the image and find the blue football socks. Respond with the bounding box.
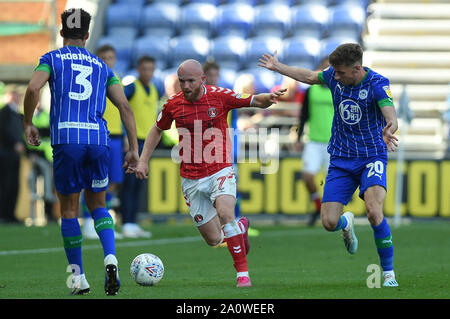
[333,215,348,232]
[61,218,84,275]
[91,207,116,257]
[371,218,394,271]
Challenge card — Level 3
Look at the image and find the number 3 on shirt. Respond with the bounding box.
[69,64,93,101]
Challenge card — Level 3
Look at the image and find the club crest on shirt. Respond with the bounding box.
[359,89,368,100]
[207,107,218,118]
[339,99,362,125]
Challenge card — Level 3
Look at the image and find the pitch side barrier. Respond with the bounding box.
[144,152,450,218]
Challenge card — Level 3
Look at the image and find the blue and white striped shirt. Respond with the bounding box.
[319,66,395,158]
[37,45,118,146]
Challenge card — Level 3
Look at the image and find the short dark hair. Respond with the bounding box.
[328,43,363,67]
[61,8,91,40]
[203,61,220,73]
[137,55,155,66]
[96,44,116,56]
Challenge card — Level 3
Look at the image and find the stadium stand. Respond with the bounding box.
[141,3,180,37]
[210,35,247,70]
[290,4,329,39]
[214,3,254,38]
[178,3,218,37]
[363,0,450,156]
[252,4,291,38]
[93,0,449,156]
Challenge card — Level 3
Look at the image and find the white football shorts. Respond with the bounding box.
[181,166,237,227]
[302,141,330,174]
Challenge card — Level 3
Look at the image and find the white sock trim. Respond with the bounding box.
[237,271,249,278]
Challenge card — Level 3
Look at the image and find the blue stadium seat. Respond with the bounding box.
[151,0,183,4]
[169,35,211,68]
[113,59,131,78]
[215,3,255,38]
[108,27,138,39]
[328,4,366,39]
[293,0,330,5]
[97,35,134,63]
[105,4,142,29]
[244,36,283,69]
[252,4,291,38]
[290,4,329,38]
[222,0,259,5]
[141,3,179,37]
[210,36,247,70]
[319,36,360,60]
[217,67,237,90]
[133,35,171,70]
[114,0,146,5]
[187,0,222,5]
[283,36,320,70]
[238,68,281,94]
[334,0,369,8]
[178,3,217,37]
[260,0,294,5]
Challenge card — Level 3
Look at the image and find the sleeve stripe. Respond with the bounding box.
[378,98,395,108]
[318,72,325,84]
[35,63,51,75]
[107,76,120,87]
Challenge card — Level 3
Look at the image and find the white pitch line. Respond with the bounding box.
[0,227,370,257]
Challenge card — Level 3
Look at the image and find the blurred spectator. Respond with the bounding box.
[203,61,220,87]
[82,44,125,239]
[26,101,57,222]
[0,86,25,223]
[233,73,257,131]
[296,58,334,226]
[120,55,159,238]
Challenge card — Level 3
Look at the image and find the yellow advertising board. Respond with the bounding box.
[147,157,450,218]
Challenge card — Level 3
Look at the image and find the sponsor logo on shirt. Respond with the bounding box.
[339,99,362,125]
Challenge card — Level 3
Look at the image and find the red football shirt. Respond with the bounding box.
[156,85,254,179]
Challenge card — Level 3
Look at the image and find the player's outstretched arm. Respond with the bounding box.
[251,88,287,109]
[381,106,399,152]
[107,83,139,171]
[258,50,321,85]
[135,125,163,180]
[23,70,50,146]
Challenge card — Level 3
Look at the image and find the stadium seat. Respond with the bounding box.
[97,35,134,64]
[187,0,222,5]
[260,0,294,6]
[113,59,131,78]
[217,67,237,90]
[105,4,142,29]
[141,3,179,37]
[108,27,138,39]
[238,68,281,93]
[334,0,369,8]
[222,0,259,5]
[210,36,247,70]
[319,36,360,60]
[252,4,291,38]
[133,35,171,70]
[244,36,283,69]
[290,4,329,38]
[328,4,366,39]
[169,35,211,68]
[215,3,255,38]
[114,0,146,5]
[283,36,321,70]
[293,0,330,5]
[150,0,183,5]
[178,3,217,37]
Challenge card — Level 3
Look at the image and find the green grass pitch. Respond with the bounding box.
[0,220,449,299]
